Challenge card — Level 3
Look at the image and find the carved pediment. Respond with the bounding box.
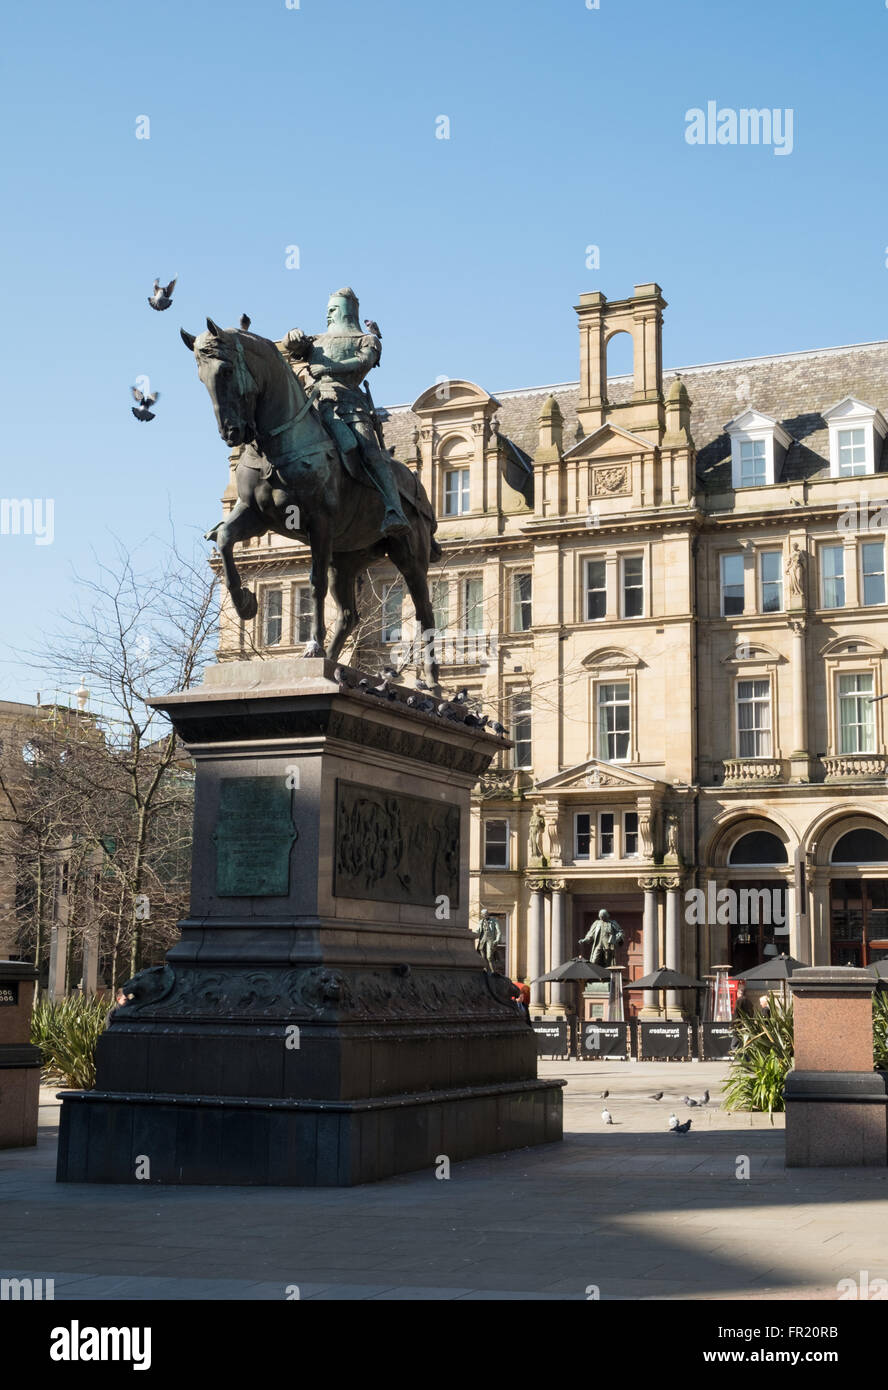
[535,758,665,794]
[581,647,645,672]
[563,422,656,460]
[411,379,498,415]
[820,635,886,658]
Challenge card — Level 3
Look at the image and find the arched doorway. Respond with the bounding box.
[726,826,790,974]
[829,826,888,966]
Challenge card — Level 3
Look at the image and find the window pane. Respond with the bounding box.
[599,812,614,857]
[585,559,606,621]
[382,582,403,642]
[484,819,509,868]
[432,581,449,633]
[294,586,312,643]
[512,696,532,769]
[622,556,643,618]
[759,551,783,613]
[838,672,875,754]
[444,469,469,515]
[838,428,868,476]
[464,578,484,632]
[739,438,767,486]
[721,553,745,615]
[737,678,772,757]
[512,573,532,631]
[862,541,886,606]
[598,682,631,760]
[262,588,283,646]
[575,813,591,859]
[821,546,845,608]
[624,811,639,856]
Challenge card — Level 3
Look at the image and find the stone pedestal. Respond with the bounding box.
[0,961,41,1149]
[785,967,886,1168]
[56,659,563,1186]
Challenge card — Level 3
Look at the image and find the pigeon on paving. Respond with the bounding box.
[648,1092,664,1101]
[682,1095,698,1107]
[673,1118,692,1134]
[598,1090,609,1100]
[601,1109,613,1125]
[148,277,176,311]
[668,1113,679,1130]
[698,1089,710,1105]
[131,387,159,422]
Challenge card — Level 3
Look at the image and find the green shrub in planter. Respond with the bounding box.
[723,994,794,1122]
[30,995,114,1090]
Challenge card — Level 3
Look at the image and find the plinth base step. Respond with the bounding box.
[56,1078,564,1186]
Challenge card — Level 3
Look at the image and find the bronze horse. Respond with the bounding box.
[181,317,441,683]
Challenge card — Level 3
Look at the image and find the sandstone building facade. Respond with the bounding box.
[217,284,888,1016]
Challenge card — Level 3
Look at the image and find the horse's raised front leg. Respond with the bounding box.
[304,523,332,658]
[206,500,265,621]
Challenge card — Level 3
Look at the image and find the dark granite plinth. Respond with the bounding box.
[57,1078,561,1186]
[56,659,564,1186]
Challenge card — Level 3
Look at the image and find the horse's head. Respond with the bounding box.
[181,318,260,448]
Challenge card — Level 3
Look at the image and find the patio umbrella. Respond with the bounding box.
[531,958,611,1057]
[626,965,707,1020]
[733,953,807,1005]
[532,957,610,984]
[867,959,888,984]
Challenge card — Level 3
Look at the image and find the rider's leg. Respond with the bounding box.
[352,424,409,537]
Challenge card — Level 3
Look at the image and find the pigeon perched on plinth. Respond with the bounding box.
[239,313,252,332]
[131,387,159,422]
[148,277,176,311]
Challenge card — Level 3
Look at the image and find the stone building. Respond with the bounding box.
[216,283,888,1016]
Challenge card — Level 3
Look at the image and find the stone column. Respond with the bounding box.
[47,858,69,1002]
[550,882,570,1010]
[789,619,812,781]
[640,877,660,1012]
[663,877,682,1011]
[527,880,546,1010]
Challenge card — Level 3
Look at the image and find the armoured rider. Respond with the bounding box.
[279,287,410,540]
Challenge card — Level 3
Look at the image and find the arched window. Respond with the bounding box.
[728,830,788,866]
[439,436,472,517]
[831,828,888,864]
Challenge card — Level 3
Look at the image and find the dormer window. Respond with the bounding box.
[725,409,792,490]
[823,397,887,479]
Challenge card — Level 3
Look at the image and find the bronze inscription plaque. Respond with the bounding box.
[334,780,460,906]
[214,777,297,897]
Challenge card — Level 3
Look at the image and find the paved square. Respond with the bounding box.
[2,1063,886,1301]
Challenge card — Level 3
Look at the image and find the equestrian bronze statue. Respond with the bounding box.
[181,288,442,684]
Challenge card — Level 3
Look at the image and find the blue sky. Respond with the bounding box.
[3,0,887,701]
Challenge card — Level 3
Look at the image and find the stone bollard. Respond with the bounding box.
[785,966,887,1168]
[0,961,42,1149]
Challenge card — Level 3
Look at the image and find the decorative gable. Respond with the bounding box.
[535,757,665,795]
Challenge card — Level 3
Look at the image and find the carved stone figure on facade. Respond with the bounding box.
[529,806,546,862]
[786,542,807,605]
[664,811,682,863]
[579,908,624,967]
[472,909,502,973]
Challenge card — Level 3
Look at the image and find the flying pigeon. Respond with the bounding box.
[239,313,251,332]
[673,1118,692,1134]
[148,277,176,311]
[131,387,159,422]
[668,1113,679,1130]
[601,1109,613,1125]
[649,1092,664,1101]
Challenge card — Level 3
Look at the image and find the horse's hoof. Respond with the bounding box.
[233,587,257,621]
[302,641,323,659]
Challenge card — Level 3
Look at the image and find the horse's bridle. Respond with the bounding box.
[229,334,322,460]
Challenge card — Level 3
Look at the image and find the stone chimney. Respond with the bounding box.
[535,394,563,464]
[663,374,693,448]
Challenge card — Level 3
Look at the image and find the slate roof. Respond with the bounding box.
[381,340,888,493]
